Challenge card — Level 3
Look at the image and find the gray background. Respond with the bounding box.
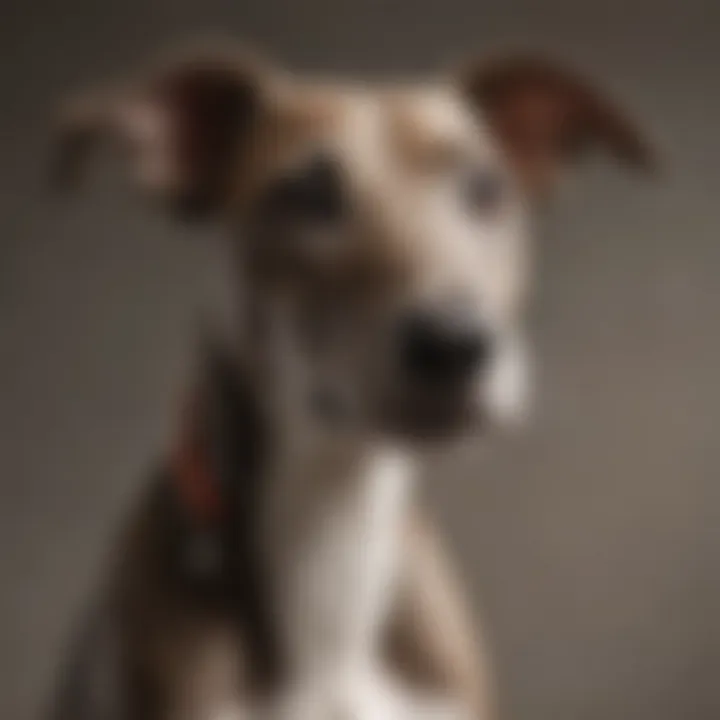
[1,1,718,719]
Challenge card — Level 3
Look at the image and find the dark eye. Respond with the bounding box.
[262,154,346,223]
[465,167,506,215]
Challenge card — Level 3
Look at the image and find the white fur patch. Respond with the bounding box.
[484,332,532,428]
[265,442,415,677]
[264,661,472,720]
[212,704,247,720]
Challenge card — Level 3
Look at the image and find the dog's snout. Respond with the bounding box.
[399,306,491,384]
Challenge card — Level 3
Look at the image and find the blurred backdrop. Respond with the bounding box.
[1,1,719,719]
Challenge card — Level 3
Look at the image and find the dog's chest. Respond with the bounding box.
[264,444,415,675]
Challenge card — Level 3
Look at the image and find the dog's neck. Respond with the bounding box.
[259,391,418,683]
[214,305,420,682]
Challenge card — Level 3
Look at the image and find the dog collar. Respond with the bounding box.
[167,343,268,580]
[165,344,281,684]
[172,394,224,527]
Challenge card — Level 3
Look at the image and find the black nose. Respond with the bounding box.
[399,307,492,384]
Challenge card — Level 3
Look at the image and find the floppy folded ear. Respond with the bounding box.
[54,46,268,218]
[461,54,655,194]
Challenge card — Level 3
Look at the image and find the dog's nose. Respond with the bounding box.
[399,307,492,384]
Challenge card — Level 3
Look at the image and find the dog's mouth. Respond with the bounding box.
[305,371,487,442]
[379,383,484,442]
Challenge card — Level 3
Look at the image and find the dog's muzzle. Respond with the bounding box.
[381,302,494,438]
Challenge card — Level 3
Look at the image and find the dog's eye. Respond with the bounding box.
[262,154,345,223]
[465,167,506,216]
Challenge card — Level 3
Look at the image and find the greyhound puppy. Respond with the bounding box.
[51,41,652,720]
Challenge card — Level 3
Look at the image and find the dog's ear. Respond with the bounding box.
[54,46,269,218]
[460,54,655,194]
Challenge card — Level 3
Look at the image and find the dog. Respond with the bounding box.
[50,40,652,720]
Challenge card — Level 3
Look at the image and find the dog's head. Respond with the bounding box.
[57,43,652,442]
